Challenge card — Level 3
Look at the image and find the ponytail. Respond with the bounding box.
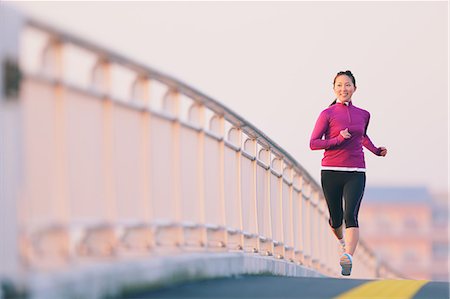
[329,99,337,107]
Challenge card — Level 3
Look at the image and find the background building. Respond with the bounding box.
[359,186,448,281]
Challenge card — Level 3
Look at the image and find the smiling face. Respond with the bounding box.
[333,75,356,103]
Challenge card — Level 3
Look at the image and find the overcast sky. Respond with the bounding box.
[10,1,448,193]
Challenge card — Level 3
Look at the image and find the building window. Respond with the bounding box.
[404,248,419,263]
[433,208,448,226]
[404,217,419,231]
[432,242,449,260]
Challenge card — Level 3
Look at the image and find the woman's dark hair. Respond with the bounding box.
[330,70,356,106]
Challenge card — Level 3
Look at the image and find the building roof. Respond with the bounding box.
[363,186,433,203]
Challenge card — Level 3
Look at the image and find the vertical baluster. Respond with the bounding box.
[311,190,319,270]
[256,146,272,256]
[168,88,184,248]
[241,137,258,253]
[293,174,303,265]
[320,197,333,275]
[177,102,206,249]
[318,197,327,274]
[136,75,152,226]
[270,155,284,259]
[74,58,118,258]
[0,4,23,278]
[118,75,153,254]
[152,88,183,250]
[49,38,70,265]
[282,165,294,262]
[204,112,227,249]
[225,127,244,251]
[303,180,312,267]
[23,36,71,268]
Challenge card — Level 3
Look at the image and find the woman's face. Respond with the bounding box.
[333,75,356,103]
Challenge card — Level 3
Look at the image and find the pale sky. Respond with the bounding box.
[10,1,449,193]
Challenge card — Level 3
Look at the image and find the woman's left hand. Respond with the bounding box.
[379,147,387,157]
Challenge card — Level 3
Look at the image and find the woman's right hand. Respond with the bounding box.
[340,128,352,139]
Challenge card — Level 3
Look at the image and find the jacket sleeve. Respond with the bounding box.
[310,110,345,150]
[362,113,382,156]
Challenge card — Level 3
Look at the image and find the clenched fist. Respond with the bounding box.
[340,128,351,139]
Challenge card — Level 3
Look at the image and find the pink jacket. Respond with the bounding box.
[310,101,381,169]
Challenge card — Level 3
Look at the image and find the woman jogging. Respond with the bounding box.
[310,70,387,276]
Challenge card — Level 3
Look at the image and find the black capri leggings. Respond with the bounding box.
[321,170,366,228]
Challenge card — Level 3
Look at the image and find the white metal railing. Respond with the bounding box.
[0,5,404,290]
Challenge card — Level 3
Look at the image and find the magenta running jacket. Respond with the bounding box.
[310,101,382,169]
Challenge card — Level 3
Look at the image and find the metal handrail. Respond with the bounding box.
[26,18,318,192]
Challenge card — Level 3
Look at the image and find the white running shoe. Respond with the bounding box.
[340,253,353,276]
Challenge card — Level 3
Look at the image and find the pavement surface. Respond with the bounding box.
[122,275,449,299]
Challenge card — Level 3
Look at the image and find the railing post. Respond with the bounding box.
[47,38,70,226]
[317,196,327,273]
[270,154,284,259]
[320,197,334,276]
[302,180,312,267]
[35,37,71,266]
[136,76,152,222]
[310,190,319,270]
[293,174,304,264]
[0,4,24,280]
[204,114,227,249]
[163,88,184,248]
[94,59,117,224]
[178,102,207,248]
[150,87,183,250]
[256,145,272,256]
[70,58,119,258]
[282,165,294,262]
[118,75,154,253]
[224,127,244,251]
[241,137,258,253]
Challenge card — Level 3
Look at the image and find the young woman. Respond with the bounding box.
[310,70,387,276]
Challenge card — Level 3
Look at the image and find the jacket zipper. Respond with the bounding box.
[346,106,352,123]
